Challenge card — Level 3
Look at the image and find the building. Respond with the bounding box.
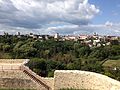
[79,35,88,40]
[17,32,21,36]
[54,33,59,39]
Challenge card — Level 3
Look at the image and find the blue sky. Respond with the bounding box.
[0,0,120,35]
[90,0,120,24]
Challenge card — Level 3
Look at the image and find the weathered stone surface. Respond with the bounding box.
[0,78,36,89]
[0,59,51,90]
[0,70,29,79]
[0,70,48,90]
[1,59,120,90]
[54,70,120,90]
[43,78,54,90]
[0,59,28,70]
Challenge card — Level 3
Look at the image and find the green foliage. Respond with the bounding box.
[104,69,120,81]
[27,58,47,76]
[108,55,120,60]
[67,59,81,70]
[0,52,12,59]
[0,35,120,80]
[103,60,120,67]
[77,46,91,57]
[47,71,54,77]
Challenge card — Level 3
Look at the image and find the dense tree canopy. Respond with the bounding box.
[0,35,120,80]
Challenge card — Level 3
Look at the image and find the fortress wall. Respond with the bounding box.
[0,59,27,64]
[42,78,54,90]
[0,78,40,89]
[0,59,29,70]
[54,70,120,90]
[0,65,21,70]
[0,70,47,90]
[0,78,48,90]
[1,59,120,90]
[20,65,51,90]
[0,59,50,90]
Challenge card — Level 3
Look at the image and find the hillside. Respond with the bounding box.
[0,35,120,81]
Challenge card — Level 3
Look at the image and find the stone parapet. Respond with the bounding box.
[0,59,120,90]
[0,59,29,64]
[0,59,29,70]
[0,70,46,90]
[54,70,120,90]
[43,78,54,90]
[20,65,51,90]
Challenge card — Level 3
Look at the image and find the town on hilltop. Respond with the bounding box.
[2,32,120,48]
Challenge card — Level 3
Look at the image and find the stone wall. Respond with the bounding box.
[20,65,51,90]
[1,59,120,90]
[0,65,21,70]
[54,70,120,90]
[0,78,39,89]
[0,59,28,64]
[1,70,120,90]
[0,59,29,70]
[43,78,54,90]
[0,59,51,90]
[0,70,48,90]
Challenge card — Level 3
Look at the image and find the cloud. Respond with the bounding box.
[0,22,120,36]
[0,0,119,36]
[105,21,113,26]
[0,0,99,29]
[43,23,120,36]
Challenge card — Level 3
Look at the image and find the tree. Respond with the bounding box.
[77,46,91,57]
[27,58,47,77]
[2,44,11,52]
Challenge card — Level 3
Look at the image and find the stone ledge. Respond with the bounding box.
[54,70,120,90]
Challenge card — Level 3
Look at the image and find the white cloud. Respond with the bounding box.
[0,0,99,28]
[43,23,120,36]
[105,21,113,27]
[0,22,120,36]
[0,0,119,36]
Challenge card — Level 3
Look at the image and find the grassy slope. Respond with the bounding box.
[103,59,120,67]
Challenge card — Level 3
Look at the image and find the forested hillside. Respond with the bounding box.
[0,35,120,81]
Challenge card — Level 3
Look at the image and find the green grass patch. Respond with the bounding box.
[103,59,120,67]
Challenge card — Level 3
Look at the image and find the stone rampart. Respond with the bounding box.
[0,59,51,90]
[0,59,28,64]
[1,59,120,90]
[0,59,29,70]
[0,78,39,89]
[43,78,54,90]
[0,70,47,90]
[20,65,51,90]
[54,70,120,90]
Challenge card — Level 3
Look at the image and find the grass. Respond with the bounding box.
[103,59,120,67]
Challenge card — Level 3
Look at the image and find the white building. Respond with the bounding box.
[17,32,20,36]
[54,33,59,39]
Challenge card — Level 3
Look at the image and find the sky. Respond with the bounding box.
[0,0,120,36]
